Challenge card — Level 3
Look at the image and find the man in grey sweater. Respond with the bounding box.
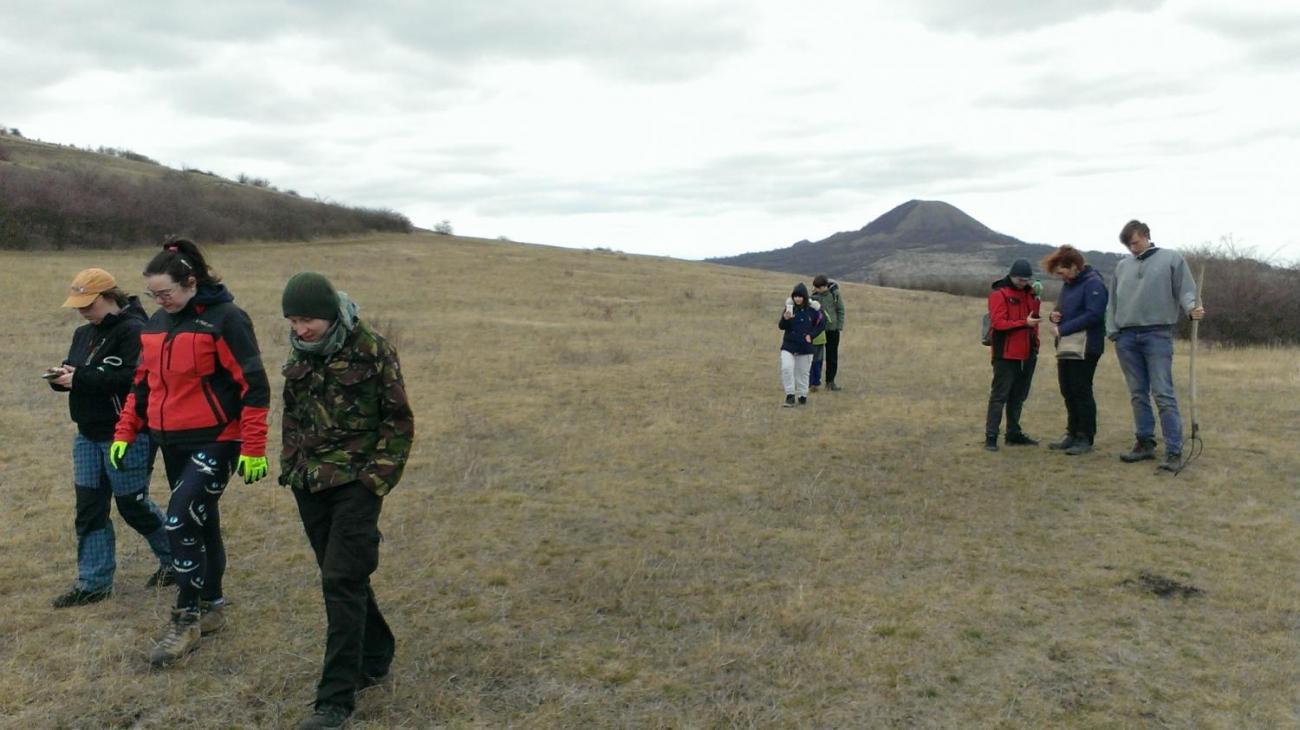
[1107,220,1206,470]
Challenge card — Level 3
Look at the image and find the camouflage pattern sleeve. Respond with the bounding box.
[278,358,301,486]
[357,341,414,496]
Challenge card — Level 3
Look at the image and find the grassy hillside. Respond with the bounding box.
[0,235,1295,727]
[0,134,411,249]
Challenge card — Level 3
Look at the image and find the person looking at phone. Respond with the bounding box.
[47,268,172,608]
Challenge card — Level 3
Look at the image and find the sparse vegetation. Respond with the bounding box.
[0,137,412,249]
[0,234,1294,727]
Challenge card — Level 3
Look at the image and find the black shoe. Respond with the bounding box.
[782,394,796,408]
[984,436,999,452]
[797,396,807,406]
[1065,439,1093,456]
[1156,453,1183,472]
[1048,433,1076,450]
[51,586,111,608]
[827,382,841,392]
[298,704,351,730]
[1120,438,1157,463]
[1005,432,1038,446]
[146,565,176,588]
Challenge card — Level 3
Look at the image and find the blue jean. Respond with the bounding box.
[71,433,170,591]
[1114,326,1182,455]
[809,344,826,386]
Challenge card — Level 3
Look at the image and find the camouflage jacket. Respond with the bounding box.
[279,320,414,496]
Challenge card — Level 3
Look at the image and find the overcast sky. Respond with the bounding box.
[4,0,1298,261]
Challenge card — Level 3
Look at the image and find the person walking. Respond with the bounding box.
[1040,246,1108,455]
[278,273,414,730]
[810,275,845,391]
[984,260,1042,451]
[47,268,173,608]
[1108,220,1205,471]
[110,239,270,666]
[779,283,825,407]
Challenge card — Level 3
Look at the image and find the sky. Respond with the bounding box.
[3,0,1298,262]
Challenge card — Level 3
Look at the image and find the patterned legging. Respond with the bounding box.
[160,442,240,610]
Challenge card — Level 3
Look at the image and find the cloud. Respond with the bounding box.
[1182,7,1300,69]
[903,0,1164,33]
[978,72,1199,110]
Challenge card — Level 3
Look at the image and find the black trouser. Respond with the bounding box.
[161,442,239,610]
[986,354,1037,438]
[294,482,394,713]
[824,329,841,384]
[1057,353,1101,442]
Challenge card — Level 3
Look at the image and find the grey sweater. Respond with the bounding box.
[1106,247,1198,337]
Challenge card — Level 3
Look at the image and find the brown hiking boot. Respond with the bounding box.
[1120,438,1157,463]
[149,609,202,667]
[198,599,226,635]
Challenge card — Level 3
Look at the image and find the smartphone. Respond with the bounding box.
[41,369,61,380]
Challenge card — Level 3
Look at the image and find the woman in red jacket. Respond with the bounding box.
[110,238,270,666]
[984,259,1042,451]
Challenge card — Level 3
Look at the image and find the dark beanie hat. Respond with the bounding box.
[282,272,338,321]
[1009,259,1033,278]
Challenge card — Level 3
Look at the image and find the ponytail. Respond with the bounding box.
[142,237,221,287]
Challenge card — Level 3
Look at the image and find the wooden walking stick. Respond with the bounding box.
[1178,265,1206,475]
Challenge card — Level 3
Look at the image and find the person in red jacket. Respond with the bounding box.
[110,238,270,667]
[984,259,1042,451]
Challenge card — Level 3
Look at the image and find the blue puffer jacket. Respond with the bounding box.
[778,283,825,355]
[1056,265,1108,356]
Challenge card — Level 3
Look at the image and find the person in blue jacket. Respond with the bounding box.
[1041,246,1109,454]
[778,282,825,407]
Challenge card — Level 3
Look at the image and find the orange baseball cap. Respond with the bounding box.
[63,268,117,308]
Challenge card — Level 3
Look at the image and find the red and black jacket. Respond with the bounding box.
[987,276,1041,361]
[114,284,269,456]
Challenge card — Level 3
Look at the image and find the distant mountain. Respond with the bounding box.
[709,200,1123,287]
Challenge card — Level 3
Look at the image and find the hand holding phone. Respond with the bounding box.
[41,368,62,380]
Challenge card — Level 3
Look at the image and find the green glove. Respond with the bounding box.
[236,455,269,484]
[109,440,130,470]
[1032,280,1043,298]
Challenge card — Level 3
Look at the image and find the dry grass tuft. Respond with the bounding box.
[0,233,1296,727]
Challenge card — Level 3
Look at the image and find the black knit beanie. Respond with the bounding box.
[282,272,338,321]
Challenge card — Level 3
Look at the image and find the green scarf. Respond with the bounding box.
[290,292,359,357]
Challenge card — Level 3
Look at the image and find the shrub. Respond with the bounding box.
[0,162,412,249]
[1178,238,1300,346]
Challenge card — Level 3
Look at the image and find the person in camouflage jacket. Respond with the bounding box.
[278,272,414,730]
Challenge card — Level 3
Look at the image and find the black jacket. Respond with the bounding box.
[778,283,826,355]
[50,297,149,441]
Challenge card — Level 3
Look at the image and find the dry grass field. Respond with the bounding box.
[0,233,1296,728]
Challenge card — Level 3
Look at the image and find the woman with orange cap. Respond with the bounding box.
[47,268,172,608]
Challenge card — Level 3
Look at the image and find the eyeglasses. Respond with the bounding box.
[145,286,178,301]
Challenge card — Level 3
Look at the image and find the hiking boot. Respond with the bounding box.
[810,384,820,392]
[827,382,841,392]
[782,394,796,408]
[1005,432,1038,446]
[1156,453,1183,473]
[149,609,202,667]
[797,396,807,406]
[51,586,111,609]
[1120,438,1157,463]
[1065,439,1093,456]
[297,704,351,730]
[198,599,226,635]
[1048,433,1076,450]
[145,565,176,588]
[984,436,999,452]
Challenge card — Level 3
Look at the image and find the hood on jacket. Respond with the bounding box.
[791,282,810,301]
[991,275,1032,291]
[192,283,235,307]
